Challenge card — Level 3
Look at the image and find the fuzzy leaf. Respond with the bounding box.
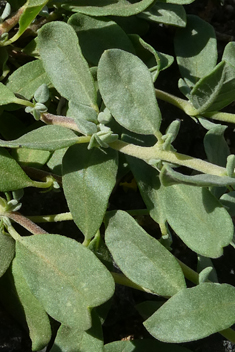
[175,15,217,86]
[0,125,79,151]
[105,210,186,296]
[12,259,52,351]
[161,183,233,258]
[0,148,34,191]
[50,310,103,352]
[60,0,155,16]
[0,83,18,105]
[62,144,118,240]
[98,49,161,135]
[38,21,98,113]
[0,231,15,278]
[104,339,192,352]
[6,60,50,100]
[68,13,135,66]
[15,234,115,330]
[144,283,235,342]
[140,3,186,27]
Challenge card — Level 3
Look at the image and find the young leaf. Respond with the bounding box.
[190,61,235,113]
[50,310,103,352]
[105,210,186,296]
[12,259,52,351]
[38,21,98,112]
[62,144,118,240]
[6,60,50,100]
[0,147,34,191]
[98,49,161,135]
[140,3,186,28]
[174,15,217,86]
[68,13,136,66]
[204,124,230,167]
[144,283,235,343]
[15,234,115,330]
[104,339,192,352]
[222,41,235,67]
[0,125,79,151]
[161,183,233,258]
[61,0,155,16]
[0,231,15,278]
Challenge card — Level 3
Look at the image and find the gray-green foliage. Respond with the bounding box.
[2,0,235,351]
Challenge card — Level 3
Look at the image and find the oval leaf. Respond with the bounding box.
[105,210,186,296]
[144,283,235,342]
[162,184,233,258]
[62,144,118,240]
[62,0,155,16]
[38,21,98,113]
[15,234,115,330]
[0,125,79,151]
[98,49,161,135]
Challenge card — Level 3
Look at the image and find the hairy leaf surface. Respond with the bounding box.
[98,49,161,135]
[15,234,115,330]
[144,283,235,342]
[63,144,118,240]
[105,210,186,296]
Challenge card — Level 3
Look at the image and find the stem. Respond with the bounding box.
[204,111,235,124]
[41,113,83,134]
[6,224,22,241]
[27,212,73,223]
[219,328,235,344]
[0,5,25,37]
[111,272,152,293]
[177,259,199,285]
[14,98,34,107]
[8,212,48,235]
[155,89,198,116]
[31,177,54,189]
[109,140,226,177]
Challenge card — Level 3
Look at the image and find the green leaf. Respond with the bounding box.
[60,0,155,17]
[0,125,79,151]
[62,144,118,240]
[0,231,15,278]
[140,3,186,27]
[50,310,103,352]
[174,15,217,86]
[98,49,161,135]
[9,0,49,43]
[0,83,18,105]
[190,61,235,113]
[160,164,235,187]
[0,147,34,191]
[161,183,233,258]
[6,60,50,100]
[144,283,235,342]
[104,339,192,352]
[68,13,136,66]
[105,210,186,296]
[15,234,115,330]
[12,259,52,351]
[220,191,235,217]
[12,148,51,168]
[126,156,166,226]
[38,21,98,113]
[222,41,235,67]
[204,124,230,167]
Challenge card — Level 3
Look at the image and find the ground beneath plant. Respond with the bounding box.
[1,1,235,351]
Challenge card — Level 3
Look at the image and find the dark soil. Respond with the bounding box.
[1,1,235,351]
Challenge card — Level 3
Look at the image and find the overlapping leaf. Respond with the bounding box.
[144,283,235,342]
[15,234,115,330]
[98,49,161,135]
[62,144,118,240]
[105,210,186,296]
